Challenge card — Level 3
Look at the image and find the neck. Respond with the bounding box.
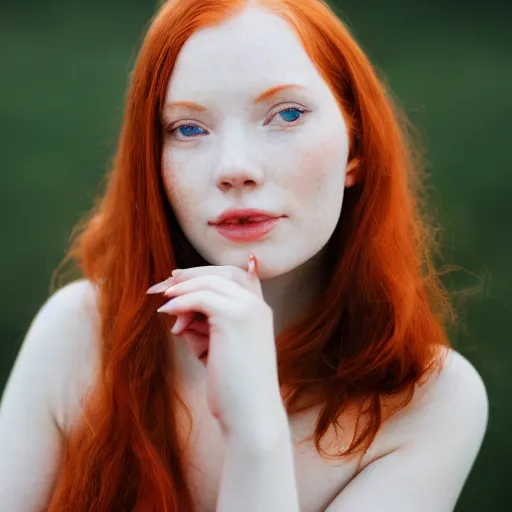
[261,247,329,338]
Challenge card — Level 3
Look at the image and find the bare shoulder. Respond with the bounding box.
[324,349,488,510]
[37,278,99,322]
[365,347,489,463]
[27,279,101,372]
[396,347,488,437]
[0,280,101,508]
[4,279,102,433]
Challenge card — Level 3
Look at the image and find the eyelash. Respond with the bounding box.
[167,104,310,140]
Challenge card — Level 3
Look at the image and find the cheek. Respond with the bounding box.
[161,149,200,223]
[288,132,348,208]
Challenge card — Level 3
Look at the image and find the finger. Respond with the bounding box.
[171,312,195,335]
[157,290,228,317]
[172,264,254,290]
[248,253,258,276]
[179,329,210,363]
[146,276,175,294]
[247,253,261,282]
[162,274,246,300]
[247,253,263,296]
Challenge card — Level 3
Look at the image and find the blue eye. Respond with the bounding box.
[278,108,305,123]
[176,125,206,137]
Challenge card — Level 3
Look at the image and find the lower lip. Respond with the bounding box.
[212,217,282,242]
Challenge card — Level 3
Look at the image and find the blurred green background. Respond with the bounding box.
[1,0,510,510]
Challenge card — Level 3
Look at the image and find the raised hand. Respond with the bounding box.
[146,255,287,439]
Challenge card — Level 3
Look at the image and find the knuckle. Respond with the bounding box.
[226,300,248,319]
[208,275,226,288]
[228,265,243,281]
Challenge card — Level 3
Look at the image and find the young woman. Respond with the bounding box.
[0,0,488,511]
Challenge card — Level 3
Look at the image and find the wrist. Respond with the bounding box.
[225,405,291,454]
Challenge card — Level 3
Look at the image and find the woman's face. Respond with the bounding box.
[162,7,351,279]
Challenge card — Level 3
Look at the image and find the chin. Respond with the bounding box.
[200,243,310,281]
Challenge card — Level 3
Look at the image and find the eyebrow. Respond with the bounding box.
[163,84,310,113]
[254,83,310,103]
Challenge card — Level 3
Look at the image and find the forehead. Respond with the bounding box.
[166,7,326,102]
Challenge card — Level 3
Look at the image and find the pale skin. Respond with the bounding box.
[0,6,488,512]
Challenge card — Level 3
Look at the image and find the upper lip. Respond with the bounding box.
[209,208,284,225]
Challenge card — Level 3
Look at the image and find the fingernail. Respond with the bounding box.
[172,269,181,276]
[157,300,174,313]
[170,317,184,334]
[146,277,174,294]
[248,253,258,276]
[163,285,175,297]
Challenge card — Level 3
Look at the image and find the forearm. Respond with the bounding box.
[216,416,300,512]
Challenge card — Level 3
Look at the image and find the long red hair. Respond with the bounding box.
[48,0,452,510]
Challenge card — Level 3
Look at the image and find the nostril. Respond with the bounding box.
[217,177,258,190]
[219,181,233,191]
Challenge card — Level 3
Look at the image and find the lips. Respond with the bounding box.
[209,208,284,242]
[214,219,281,242]
[219,216,274,224]
[210,208,282,225]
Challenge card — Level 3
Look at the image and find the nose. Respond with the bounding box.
[214,135,265,192]
[216,169,262,192]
